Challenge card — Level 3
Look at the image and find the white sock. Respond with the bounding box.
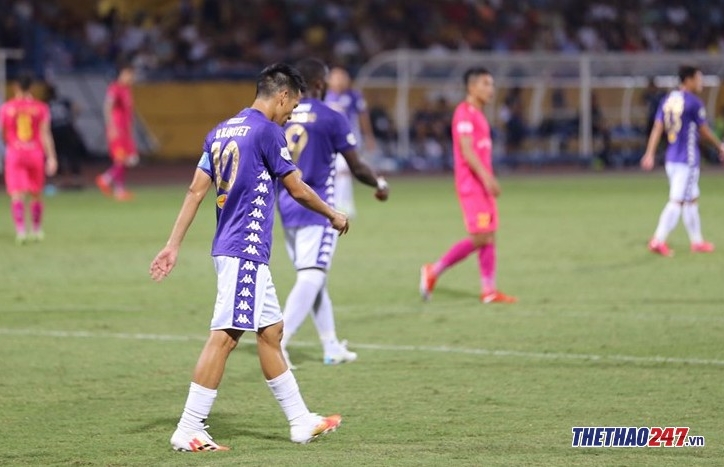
[682,203,703,244]
[266,369,310,423]
[653,201,682,243]
[311,288,340,355]
[281,269,326,349]
[177,382,217,432]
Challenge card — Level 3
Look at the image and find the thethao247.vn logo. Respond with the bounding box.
[571,427,704,447]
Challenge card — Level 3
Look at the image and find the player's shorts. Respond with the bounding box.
[334,154,350,175]
[3,148,45,195]
[284,224,338,271]
[666,162,700,202]
[210,256,283,332]
[458,192,498,234]
[108,137,137,163]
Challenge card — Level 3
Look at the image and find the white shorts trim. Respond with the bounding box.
[284,225,338,271]
[666,162,700,202]
[210,256,282,332]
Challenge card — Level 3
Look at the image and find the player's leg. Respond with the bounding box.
[27,152,47,240]
[334,155,356,218]
[680,168,713,252]
[5,151,29,243]
[255,266,342,444]
[649,163,683,256]
[311,287,357,365]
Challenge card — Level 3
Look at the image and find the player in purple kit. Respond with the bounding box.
[641,65,724,256]
[279,58,389,369]
[149,64,349,452]
[325,66,378,218]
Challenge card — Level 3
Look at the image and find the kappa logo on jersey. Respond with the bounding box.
[246,220,263,231]
[239,274,255,284]
[325,186,334,195]
[236,301,252,311]
[244,232,262,244]
[258,170,271,181]
[456,121,474,133]
[237,287,253,298]
[248,208,265,219]
[242,245,259,256]
[254,183,269,194]
[571,427,705,448]
[241,261,257,271]
[251,196,267,207]
[346,133,357,146]
[235,314,252,324]
[280,147,292,161]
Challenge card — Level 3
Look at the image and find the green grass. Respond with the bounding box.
[2,171,723,466]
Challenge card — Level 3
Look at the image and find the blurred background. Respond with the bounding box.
[2,0,724,176]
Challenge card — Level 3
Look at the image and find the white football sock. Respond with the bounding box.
[682,202,703,244]
[266,369,310,423]
[177,382,217,432]
[281,269,326,349]
[311,287,340,355]
[653,201,682,243]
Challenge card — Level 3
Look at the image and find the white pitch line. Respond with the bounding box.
[1,328,724,367]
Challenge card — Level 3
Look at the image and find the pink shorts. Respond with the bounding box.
[109,137,137,163]
[4,148,45,195]
[459,193,498,234]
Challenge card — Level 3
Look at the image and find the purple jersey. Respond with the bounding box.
[278,97,356,227]
[197,108,296,263]
[655,90,707,166]
[325,89,366,138]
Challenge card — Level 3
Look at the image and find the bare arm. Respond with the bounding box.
[699,124,724,161]
[641,120,664,170]
[459,134,500,196]
[340,148,389,201]
[281,169,349,233]
[104,94,117,139]
[40,119,58,176]
[149,169,212,281]
[359,109,377,151]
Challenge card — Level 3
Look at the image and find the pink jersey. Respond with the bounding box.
[106,82,133,137]
[451,101,493,197]
[1,97,50,152]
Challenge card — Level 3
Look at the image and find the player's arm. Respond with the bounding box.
[459,134,500,197]
[150,169,212,281]
[699,124,724,161]
[640,120,664,170]
[281,169,349,234]
[104,89,117,139]
[359,109,377,151]
[40,111,58,176]
[340,148,388,200]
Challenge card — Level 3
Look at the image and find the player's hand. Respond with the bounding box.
[718,143,724,162]
[149,246,178,282]
[330,210,349,235]
[486,178,501,197]
[640,152,655,171]
[107,125,118,140]
[45,157,58,177]
[125,154,140,167]
[374,177,389,201]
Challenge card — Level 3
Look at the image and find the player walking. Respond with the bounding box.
[150,64,348,452]
[279,58,389,369]
[1,73,58,243]
[420,67,516,304]
[641,65,724,256]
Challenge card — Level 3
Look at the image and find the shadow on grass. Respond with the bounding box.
[131,413,287,442]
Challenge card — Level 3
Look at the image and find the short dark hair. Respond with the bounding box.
[294,58,327,90]
[256,63,307,98]
[678,65,700,83]
[463,67,491,87]
[17,72,33,91]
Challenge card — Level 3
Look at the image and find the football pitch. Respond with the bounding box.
[1,171,723,466]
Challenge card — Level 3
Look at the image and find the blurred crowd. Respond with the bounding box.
[3,0,724,79]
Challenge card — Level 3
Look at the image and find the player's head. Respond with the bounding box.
[14,72,33,95]
[117,62,135,85]
[678,65,702,93]
[464,67,494,105]
[327,67,350,93]
[295,58,329,100]
[255,63,307,125]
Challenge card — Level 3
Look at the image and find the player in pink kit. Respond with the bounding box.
[1,74,58,244]
[420,67,516,304]
[96,64,137,201]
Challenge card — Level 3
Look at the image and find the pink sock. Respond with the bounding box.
[30,200,43,232]
[11,200,26,235]
[111,164,126,192]
[478,243,496,294]
[433,238,477,276]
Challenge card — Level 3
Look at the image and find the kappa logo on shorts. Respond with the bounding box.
[236,314,252,325]
[236,301,252,311]
[241,261,257,271]
[239,274,255,284]
[237,287,252,298]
